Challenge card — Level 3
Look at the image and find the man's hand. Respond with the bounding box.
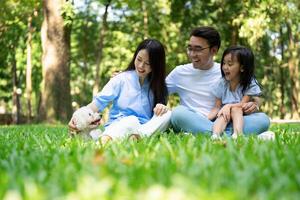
[242,102,259,114]
[153,103,169,116]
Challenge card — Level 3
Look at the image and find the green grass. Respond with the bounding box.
[0,124,299,200]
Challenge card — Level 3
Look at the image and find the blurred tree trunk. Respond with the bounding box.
[39,0,72,122]
[12,48,21,124]
[287,22,299,119]
[26,13,34,123]
[82,0,91,95]
[279,26,286,119]
[230,25,238,45]
[93,0,111,96]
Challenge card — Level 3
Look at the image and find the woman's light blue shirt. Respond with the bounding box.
[93,70,154,126]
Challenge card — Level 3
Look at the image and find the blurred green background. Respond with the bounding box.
[0,0,299,123]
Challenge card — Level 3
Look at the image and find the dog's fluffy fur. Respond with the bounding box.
[70,106,102,140]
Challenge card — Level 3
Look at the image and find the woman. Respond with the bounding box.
[69,39,171,144]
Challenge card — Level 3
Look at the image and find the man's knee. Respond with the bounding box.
[170,105,189,132]
[243,112,270,134]
[171,105,188,123]
[258,113,271,131]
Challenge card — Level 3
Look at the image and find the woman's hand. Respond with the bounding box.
[217,104,231,122]
[68,118,79,133]
[153,103,169,116]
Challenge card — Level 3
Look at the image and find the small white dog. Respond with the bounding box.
[70,106,102,140]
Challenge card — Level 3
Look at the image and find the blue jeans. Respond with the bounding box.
[171,105,270,135]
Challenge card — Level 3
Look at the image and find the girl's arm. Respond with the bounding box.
[207,98,222,120]
[228,96,260,114]
[243,79,262,114]
[216,96,250,122]
[229,95,251,108]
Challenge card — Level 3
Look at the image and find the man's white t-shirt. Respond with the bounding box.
[166,62,221,117]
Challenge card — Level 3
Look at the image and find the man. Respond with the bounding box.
[166,26,270,136]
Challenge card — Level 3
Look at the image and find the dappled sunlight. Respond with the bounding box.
[65,176,114,200]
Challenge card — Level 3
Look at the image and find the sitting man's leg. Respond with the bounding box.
[243,112,270,135]
[171,105,213,135]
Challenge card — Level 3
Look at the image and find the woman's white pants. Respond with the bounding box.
[90,111,171,140]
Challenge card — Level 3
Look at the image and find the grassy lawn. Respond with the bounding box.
[0,123,299,200]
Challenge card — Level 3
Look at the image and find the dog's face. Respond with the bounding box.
[72,106,101,131]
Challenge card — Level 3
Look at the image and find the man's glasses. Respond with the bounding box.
[186,46,210,55]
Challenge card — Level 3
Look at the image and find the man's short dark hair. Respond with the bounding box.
[190,26,221,50]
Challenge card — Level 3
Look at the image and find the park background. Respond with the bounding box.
[1,1,300,200]
[0,0,299,124]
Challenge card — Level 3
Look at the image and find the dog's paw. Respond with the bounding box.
[89,129,102,140]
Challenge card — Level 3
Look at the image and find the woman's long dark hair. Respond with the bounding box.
[221,46,260,94]
[126,39,168,109]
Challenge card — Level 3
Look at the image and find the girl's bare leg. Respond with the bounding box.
[212,116,228,139]
[231,107,244,139]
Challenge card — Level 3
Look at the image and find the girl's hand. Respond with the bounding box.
[217,104,231,122]
[242,102,259,114]
[153,103,169,116]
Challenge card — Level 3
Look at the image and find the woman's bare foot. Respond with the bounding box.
[128,134,141,141]
[100,135,112,145]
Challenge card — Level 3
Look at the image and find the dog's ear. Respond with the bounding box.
[72,107,89,130]
[72,117,80,130]
[76,115,89,130]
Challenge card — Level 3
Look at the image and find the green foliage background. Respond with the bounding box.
[0,0,299,120]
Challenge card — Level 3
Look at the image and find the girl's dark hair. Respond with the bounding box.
[126,39,168,109]
[221,46,260,94]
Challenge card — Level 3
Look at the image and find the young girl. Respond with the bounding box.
[69,39,171,144]
[207,46,262,139]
